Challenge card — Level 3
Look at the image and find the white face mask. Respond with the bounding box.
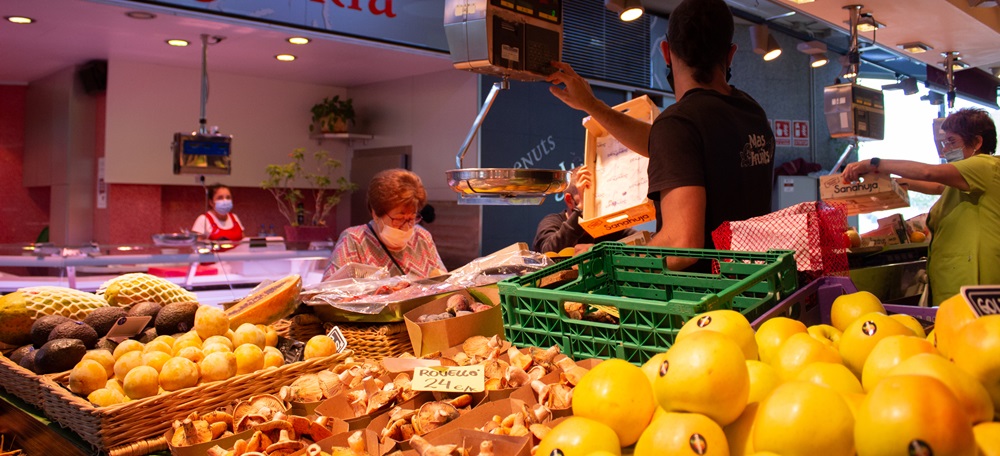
[943,147,966,163]
[214,199,233,215]
[377,218,414,250]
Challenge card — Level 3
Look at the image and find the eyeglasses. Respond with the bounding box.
[385,212,422,227]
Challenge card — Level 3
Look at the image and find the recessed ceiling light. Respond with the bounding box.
[5,16,35,24]
[125,11,156,20]
[898,42,932,54]
[787,0,815,3]
[287,37,311,45]
[275,54,296,62]
[166,39,190,47]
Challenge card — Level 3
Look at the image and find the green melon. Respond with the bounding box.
[0,287,108,346]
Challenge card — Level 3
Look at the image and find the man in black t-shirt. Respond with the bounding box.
[547,0,774,271]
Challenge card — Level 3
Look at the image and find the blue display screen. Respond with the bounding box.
[182,138,230,156]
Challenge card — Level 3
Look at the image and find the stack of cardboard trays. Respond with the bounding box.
[818,174,909,216]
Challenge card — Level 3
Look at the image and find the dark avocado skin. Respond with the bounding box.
[35,338,87,374]
[154,301,199,336]
[48,321,99,349]
[10,344,34,365]
[84,307,128,337]
[127,302,162,330]
[30,314,72,348]
[18,349,38,373]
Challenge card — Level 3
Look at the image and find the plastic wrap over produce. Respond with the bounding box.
[300,248,553,315]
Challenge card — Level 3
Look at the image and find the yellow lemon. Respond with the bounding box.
[640,352,668,386]
[806,324,842,349]
[536,416,620,456]
[771,332,842,381]
[635,412,729,456]
[795,361,863,395]
[889,353,994,424]
[755,317,807,364]
[573,358,656,446]
[974,422,1000,456]
[950,314,1000,419]
[889,313,926,338]
[934,293,978,358]
[860,334,937,392]
[838,312,914,378]
[752,381,854,456]
[678,309,759,360]
[830,291,885,332]
[723,402,759,456]
[654,330,749,426]
[855,375,975,456]
[746,360,781,404]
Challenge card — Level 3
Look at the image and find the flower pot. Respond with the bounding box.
[283,225,335,250]
[315,115,349,134]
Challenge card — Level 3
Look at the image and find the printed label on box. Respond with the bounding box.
[961,285,1000,317]
[413,365,485,393]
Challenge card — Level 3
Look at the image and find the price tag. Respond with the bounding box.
[961,285,1000,317]
[327,326,348,353]
[105,316,152,343]
[413,365,485,393]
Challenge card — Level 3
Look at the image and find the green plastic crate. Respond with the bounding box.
[498,243,798,365]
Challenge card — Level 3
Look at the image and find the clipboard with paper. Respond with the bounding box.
[579,95,659,238]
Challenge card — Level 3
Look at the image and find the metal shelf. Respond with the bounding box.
[310,132,374,146]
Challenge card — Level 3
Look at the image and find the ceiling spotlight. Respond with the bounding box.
[125,11,156,20]
[275,54,296,62]
[751,25,782,61]
[5,16,35,24]
[968,0,999,6]
[882,77,919,95]
[897,42,932,54]
[287,37,311,45]
[605,0,644,22]
[921,92,944,105]
[810,54,829,68]
[796,41,828,67]
[845,12,884,33]
[166,39,190,47]
[787,0,815,3]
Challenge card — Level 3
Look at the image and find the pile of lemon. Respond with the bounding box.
[537,292,1000,456]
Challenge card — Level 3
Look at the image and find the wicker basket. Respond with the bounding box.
[0,354,62,410]
[329,322,412,360]
[39,350,354,454]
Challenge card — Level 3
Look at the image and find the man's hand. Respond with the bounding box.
[547,62,601,113]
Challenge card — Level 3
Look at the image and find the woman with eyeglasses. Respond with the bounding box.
[841,107,999,305]
[323,169,446,279]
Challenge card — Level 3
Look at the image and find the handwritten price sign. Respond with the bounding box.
[413,365,485,393]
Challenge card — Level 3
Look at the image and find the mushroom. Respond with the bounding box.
[507,348,533,371]
[412,401,460,435]
[265,429,305,454]
[409,435,458,456]
[479,440,495,456]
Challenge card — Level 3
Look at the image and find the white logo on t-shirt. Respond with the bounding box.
[740,133,773,167]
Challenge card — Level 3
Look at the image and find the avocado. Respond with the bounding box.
[18,348,38,373]
[30,315,72,348]
[83,306,128,337]
[154,301,199,336]
[136,327,158,344]
[127,302,162,329]
[94,337,119,353]
[35,338,87,374]
[9,344,34,365]
[48,321,99,349]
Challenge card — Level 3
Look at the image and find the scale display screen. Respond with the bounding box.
[173,133,232,175]
[491,0,561,23]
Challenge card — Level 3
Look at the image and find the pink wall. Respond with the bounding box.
[0,85,50,245]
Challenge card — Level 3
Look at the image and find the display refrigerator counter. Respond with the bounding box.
[0,240,331,307]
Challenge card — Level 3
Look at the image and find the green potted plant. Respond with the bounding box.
[261,148,357,249]
[310,95,355,134]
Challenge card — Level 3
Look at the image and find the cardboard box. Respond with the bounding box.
[398,428,531,456]
[818,174,909,215]
[294,429,393,456]
[580,96,660,238]
[403,290,504,357]
[863,224,902,247]
[877,213,913,243]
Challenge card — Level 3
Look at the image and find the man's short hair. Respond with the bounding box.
[667,0,735,84]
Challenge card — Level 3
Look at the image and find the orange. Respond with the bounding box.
[830,291,885,332]
[974,422,1000,456]
[889,313,926,338]
[635,412,729,456]
[573,358,656,446]
[677,309,759,361]
[654,330,749,426]
[909,231,927,243]
[950,314,1000,417]
[795,362,863,395]
[640,352,668,386]
[889,353,994,424]
[771,332,842,381]
[723,402,759,456]
[536,416,621,456]
[752,381,855,456]
[838,312,914,378]
[933,293,978,358]
[755,317,807,364]
[860,335,937,392]
[840,391,866,419]
[746,360,781,404]
[846,229,862,248]
[806,324,842,349]
[855,375,975,456]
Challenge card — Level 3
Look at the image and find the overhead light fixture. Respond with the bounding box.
[125,11,156,20]
[5,16,35,24]
[166,39,190,47]
[942,52,969,71]
[275,54,296,62]
[921,92,944,105]
[968,0,999,6]
[604,0,644,22]
[897,42,932,54]
[796,41,828,68]
[787,0,815,3]
[882,77,919,95]
[751,25,782,61]
[845,12,884,33]
[287,37,311,45]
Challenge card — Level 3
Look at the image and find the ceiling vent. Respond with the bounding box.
[562,1,651,89]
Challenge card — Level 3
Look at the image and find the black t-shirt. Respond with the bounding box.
[647,87,775,252]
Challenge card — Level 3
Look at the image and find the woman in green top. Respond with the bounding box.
[841,108,999,306]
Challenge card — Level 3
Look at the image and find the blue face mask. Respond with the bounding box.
[214,199,233,215]
[943,148,965,163]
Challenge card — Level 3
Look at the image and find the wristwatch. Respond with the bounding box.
[869,157,880,172]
